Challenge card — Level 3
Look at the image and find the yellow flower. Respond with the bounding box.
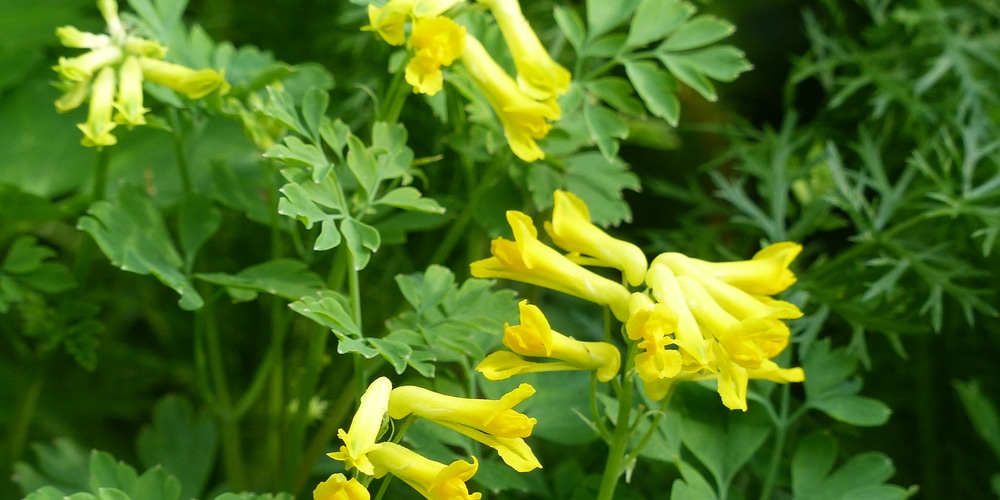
[477,0,571,100]
[55,25,111,49]
[55,45,123,82]
[406,16,465,95]
[687,241,802,295]
[55,79,91,113]
[138,57,229,99]
[470,211,631,320]
[543,190,647,287]
[313,473,370,500]
[364,0,416,46]
[388,383,537,438]
[114,55,148,125]
[367,442,482,500]
[626,293,684,385]
[328,377,392,476]
[645,262,710,367]
[77,66,118,148]
[478,300,620,382]
[459,34,559,162]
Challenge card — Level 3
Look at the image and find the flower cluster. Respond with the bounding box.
[52,0,228,148]
[363,0,570,162]
[315,377,540,500]
[471,190,805,411]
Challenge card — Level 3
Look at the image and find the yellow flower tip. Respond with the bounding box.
[125,36,169,58]
[78,66,118,148]
[365,0,415,46]
[635,349,682,382]
[692,241,803,296]
[405,16,466,95]
[479,0,571,100]
[503,300,554,357]
[55,79,91,113]
[313,473,370,500]
[114,56,148,126]
[138,57,228,99]
[55,45,124,82]
[367,442,482,499]
[476,351,531,380]
[412,0,466,17]
[545,190,648,287]
[332,376,392,476]
[56,26,110,49]
[590,342,621,382]
[625,302,678,342]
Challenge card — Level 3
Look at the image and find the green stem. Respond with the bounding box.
[589,372,612,442]
[349,264,367,400]
[202,301,247,490]
[292,370,356,494]
[74,146,113,282]
[286,322,329,486]
[622,388,674,466]
[428,154,507,266]
[6,369,44,466]
[379,56,411,125]
[758,384,792,500]
[169,107,193,194]
[596,342,638,500]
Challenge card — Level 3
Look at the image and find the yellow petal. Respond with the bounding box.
[138,57,228,99]
[387,383,537,438]
[328,377,392,476]
[364,0,416,46]
[313,473,370,500]
[689,242,802,295]
[366,442,482,499]
[77,66,118,148]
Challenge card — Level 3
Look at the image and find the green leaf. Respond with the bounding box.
[810,395,892,427]
[77,188,203,310]
[300,87,329,141]
[372,121,408,155]
[586,0,640,38]
[670,460,718,500]
[320,118,351,158]
[211,493,293,500]
[333,331,379,358]
[624,61,680,126]
[14,438,91,495]
[587,77,646,117]
[346,135,378,197]
[261,86,307,136]
[670,45,753,82]
[583,33,627,58]
[554,5,586,52]
[177,193,221,273]
[95,489,130,500]
[290,291,359,337]
[25,486,77,500]
[658,53,717,101]
[659,15,736,52]
[955,379,1000,459]
[2,235,56,275]
[0,184,63,238]
[136,396,217,500]
[88,451,137,494]
[626,0,695,49]
[368,336,413,374]
[263,136,330,171]
[792,433,838,496]
[340,218,380,271]
[584,103,628,161]
[195,259,325,302]
[563,152,640,226]
[373,187,445,213]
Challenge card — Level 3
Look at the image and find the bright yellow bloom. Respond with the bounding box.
[477,0,571,100]
[388,383,537,438]
[313,473,370,500]
[367,442,482,500]
[626,293,684,387]
[543,190,647,287]
[365,0,416,46]
[328,377,392,476]
[645,262,710,367]
[55,45,123,82]
[478,300,620,382]
[434,420,541,472]
[470,211,631,320]
[114,55,148,125]
[55,26,111,49]
[459,34,559,162]
[55,79,91,113]
[138,57,229,99]
[687,242,802,295]
[78,66,118,148]
[406,16,465,95]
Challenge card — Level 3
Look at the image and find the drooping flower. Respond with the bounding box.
[387,382,542,472]
[364,0,417,46]
[77,66,118,148]
[405,16,466,95]
[137,57,229,99]
[367,442,482,500]
[459,34,560,162]
[544,190,647,287]
[328,377,392,476]
[470,211,631,320]
[686,242,802,295]
[478,300,621,382]
[477,0,571,100]
[313,473,370,500]
[114,55,148,125]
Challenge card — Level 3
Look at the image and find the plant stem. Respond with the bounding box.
[379,57,410,125]
[758,384,792,500]
[169,107,193,194]
[428,154,507,266]
[201,301,247,490]
[6,368,44,466]
[596,342,638,500]
[292,373,356,494]
[74,146,113,283]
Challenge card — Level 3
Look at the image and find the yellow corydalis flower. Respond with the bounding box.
[688,241,802,295]
[328,376,392,476]
[406,16,465,95]
[367,442,482,500]
[459,34,559,162]
[470,211,631,320]
[544,190,648,287]
[78,66,118,148]
[313,473,370,500]
[137,57,229,99]
[365,0,416,46]
[477,0,570,101]
[478,300,621,382]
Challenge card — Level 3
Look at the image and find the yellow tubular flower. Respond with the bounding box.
[55,45,123,82]
[434,420,542,472]
[500,300,620,381]
[387,383,537,438]
[55,79,91,113]
[125,36,168,58]
[138,57,229,99]
[645,262,709,366]
[459,34,559,162]
[367,442,482,500]
[364,0,416,46]
[477,351,592,380]
[114,55,148,125]
[78,66,118,148]
[626,293,683,383]
[477,0,571,100]
[412,0,466,17]
[328,377,392,476]
[470,211,632,320]
[543,190,648,287]
[313,473,370,500]
[406,16,465,95]
[55,26,110,49]
[688,242,802,295]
